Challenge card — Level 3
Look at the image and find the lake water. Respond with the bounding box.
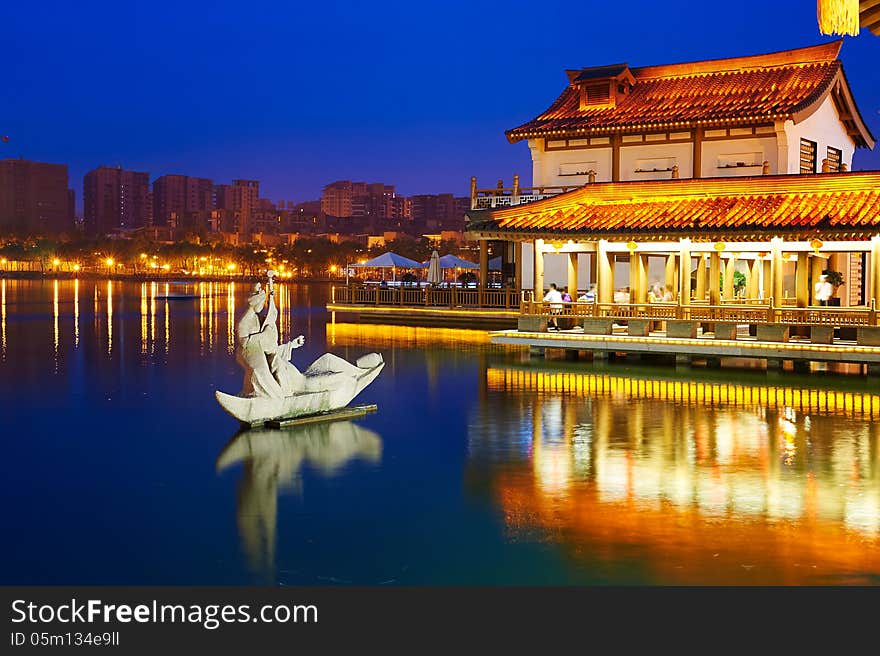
[1,278,879,585]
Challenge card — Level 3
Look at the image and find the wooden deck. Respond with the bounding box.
[490,326,880,373]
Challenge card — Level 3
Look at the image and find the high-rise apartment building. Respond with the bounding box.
[214,179,259,234]
[83,166,152,235]
[321,180,398,219]
[0,158,73,234]
[153,174,213,226]
[410,193,466,229]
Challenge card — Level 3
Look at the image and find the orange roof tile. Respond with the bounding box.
[506,42,873,147]
[466,171,880,240]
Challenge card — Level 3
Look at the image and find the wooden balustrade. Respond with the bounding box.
[333,285,880,327]
[331,285,522,310]
[519,299,880,328]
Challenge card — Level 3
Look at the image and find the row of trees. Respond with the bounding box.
[0,234,472,278]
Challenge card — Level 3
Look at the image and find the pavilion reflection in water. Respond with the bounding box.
[216,421,382,579]
[469,365,880,584]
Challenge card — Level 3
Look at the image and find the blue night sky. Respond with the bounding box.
[3,0,879,209]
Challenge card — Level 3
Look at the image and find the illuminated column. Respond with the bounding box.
[695,254,707,301]
[678,239,691,304]
[665,254,677,297]
[567,252,579,297]
[762,259,772,299]
[749,258,762,299]
[514,243,523,290]
[709,251,721,305]
[639,255,649,302]
[597,239,614,303]
[770,237,784,304]
[588,248,598,286]
[723,255,736,301]
[871,236,880,306]
[479,240,489,288]
[533,239,545,294]
[810,255,825,305]
[796,252,809,308]
[629,251,646,303]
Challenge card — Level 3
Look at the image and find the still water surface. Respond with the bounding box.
[1,279,878,585]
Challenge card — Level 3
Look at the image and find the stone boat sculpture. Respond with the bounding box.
[215,272,384,427]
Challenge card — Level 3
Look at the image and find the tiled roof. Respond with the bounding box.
[506,42,873,147]
[466,172,880,240]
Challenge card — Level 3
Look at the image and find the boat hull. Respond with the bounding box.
[216,360,384,426]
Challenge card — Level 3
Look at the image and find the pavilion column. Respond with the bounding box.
[567,252,579,298]
[695,254,707,301]
[588,249,598,287]
[514,243,523,290]
[871,236,880,306]
[678,240,691,304]
[749,258,762,299]
[479,240,489,289]
[665,254,677,298]
[533,239,544,296]
[709,252,721,305]
[810,255,825,305]
[629,253,646,303]
[639,255,649,302]
[762,260,772,299]
[597,240,614,304]
[770,237,784,305]
[723,256,736,301]
[796,252,809,308]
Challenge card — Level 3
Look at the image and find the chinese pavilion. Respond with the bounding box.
[466,41,878,310]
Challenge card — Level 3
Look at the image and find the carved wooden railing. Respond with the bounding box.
[519,299,880,327]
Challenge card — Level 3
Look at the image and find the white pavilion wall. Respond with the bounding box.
[783,95,856,172]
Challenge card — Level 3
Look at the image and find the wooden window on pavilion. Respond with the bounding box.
[800,139,817,173]
[827,146,842,172]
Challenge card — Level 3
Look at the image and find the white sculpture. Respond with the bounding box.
[216,271,384,426]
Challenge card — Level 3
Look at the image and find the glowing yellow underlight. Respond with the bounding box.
[162,264,170,271]
[330,265,338,273]
[150,263,158,269]
[73,264,81,272]
[52,258,60,266]
[105,258,115,267]
[0,258,6,265]
[140,253,148,259]
[227,263,236,271]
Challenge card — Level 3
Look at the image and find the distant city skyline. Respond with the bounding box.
[2,1,879,211]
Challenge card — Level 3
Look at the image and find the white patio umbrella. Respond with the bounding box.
[427,250,442,286]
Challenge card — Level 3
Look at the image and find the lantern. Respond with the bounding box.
[817,0,860,36]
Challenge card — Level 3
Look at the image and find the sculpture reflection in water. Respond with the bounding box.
[216,420,382,579]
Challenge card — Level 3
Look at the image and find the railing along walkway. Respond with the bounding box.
[331,285,523,310]
[520,299,880,328]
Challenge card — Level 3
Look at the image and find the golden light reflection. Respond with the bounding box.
[162,284,170,354]
[73,278,79,348]
[1,278,6,360]
[53,279,59,370]
[199,282,206,353]
[487,368,880,419]
[327,322,491,351]
[106,280,113,356]
[227,282,236,354]
[473,367,880,583]
[140,283,148,355]
[150,282,157,356]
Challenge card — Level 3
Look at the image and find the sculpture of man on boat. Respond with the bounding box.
[216,270,384,426]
